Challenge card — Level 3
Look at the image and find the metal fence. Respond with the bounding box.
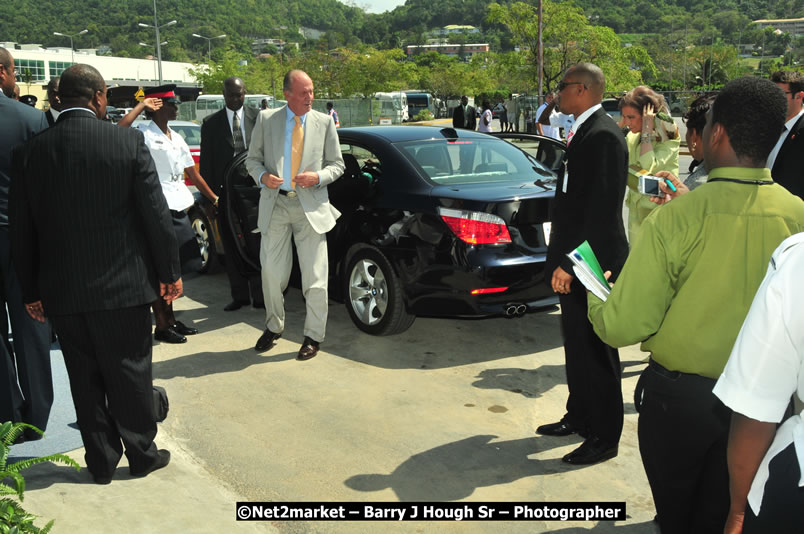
[178,97,410,127]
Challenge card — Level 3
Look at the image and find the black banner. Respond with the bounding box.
[235,502,626,521]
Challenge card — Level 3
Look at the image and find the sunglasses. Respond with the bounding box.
[557,81,585,92]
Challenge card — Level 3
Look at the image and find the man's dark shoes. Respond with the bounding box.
[537,420,581,437]
[561,437,618,465]
[130,449,171,478]
[224,300,249,311]
[172,321,197,336]
[154,327,186,344]
[297,337,320,361]
[253,301,265,309]
[91,472,112,485]
[255,329,281,351]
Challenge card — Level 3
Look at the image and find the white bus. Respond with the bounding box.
[195,94,274,122]
[372,92,409,124]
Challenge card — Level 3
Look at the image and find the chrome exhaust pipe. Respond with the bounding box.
[504,303,527,317]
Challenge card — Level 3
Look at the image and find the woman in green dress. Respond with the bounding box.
[619,86,680,244]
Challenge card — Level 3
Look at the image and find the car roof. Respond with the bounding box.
[340,125,494,144]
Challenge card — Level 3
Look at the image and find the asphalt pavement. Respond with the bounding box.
[16,264,662,533]
[14,119,683,533]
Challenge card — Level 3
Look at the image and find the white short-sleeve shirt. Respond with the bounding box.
[137,121,195,211]
[713,232,804,514]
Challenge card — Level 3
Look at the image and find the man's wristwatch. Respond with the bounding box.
[213,197,219,207]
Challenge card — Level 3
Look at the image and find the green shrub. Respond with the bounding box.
[0,422,80,533]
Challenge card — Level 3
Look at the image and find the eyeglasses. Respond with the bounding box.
[557,81,585,92]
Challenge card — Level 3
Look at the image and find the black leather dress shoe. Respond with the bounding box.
[154,328,187,344]
[172,321,198,336]
[224,300,249,311]
[297,336,320,361]
[255,329,281,351]
[561,437,618,465]
[536,420,580,437]
[130,449,171,477]
[91,472,112,485]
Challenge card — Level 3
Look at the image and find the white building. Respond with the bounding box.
[2,42,201,109]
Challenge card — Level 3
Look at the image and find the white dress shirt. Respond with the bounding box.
[713,232,804,515]
[137,121,195,211]
[767,109,804,171]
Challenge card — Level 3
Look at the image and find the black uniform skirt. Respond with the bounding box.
[171,210,202,274]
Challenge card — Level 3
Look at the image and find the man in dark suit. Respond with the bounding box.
[0,47,53,440]
[538,62,629,465]
[768,70,804,200]
[200,76,263,311]
[452,95,476,130]
[44,76,62,127]
[10,64,180,484]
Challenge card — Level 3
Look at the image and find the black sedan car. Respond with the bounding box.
[221,126,566,335]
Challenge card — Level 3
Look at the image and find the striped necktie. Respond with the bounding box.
[290,115,304,188]
[232,112,246,153]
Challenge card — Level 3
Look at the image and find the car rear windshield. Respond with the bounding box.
[395,138,556,186]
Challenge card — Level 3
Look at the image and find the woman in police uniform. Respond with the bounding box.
[120,85,219,343]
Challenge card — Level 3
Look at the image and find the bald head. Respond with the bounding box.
[59,64,107,118]
[0,47,16,98]
[566,63,606,100]
[223,76,246,112]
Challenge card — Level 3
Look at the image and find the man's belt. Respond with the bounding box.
[278,189,297,198]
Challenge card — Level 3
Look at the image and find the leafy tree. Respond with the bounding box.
[487,0,654,92]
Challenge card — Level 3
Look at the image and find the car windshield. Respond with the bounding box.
[395,138,556,185]
[171,124,201,146]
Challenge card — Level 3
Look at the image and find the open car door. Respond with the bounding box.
[222,152,262,278]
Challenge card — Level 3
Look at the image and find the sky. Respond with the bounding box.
[342,0,407,14]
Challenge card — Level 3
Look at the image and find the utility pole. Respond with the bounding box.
[537,0,544,103]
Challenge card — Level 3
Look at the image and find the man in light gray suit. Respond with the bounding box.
[246,69,344,361]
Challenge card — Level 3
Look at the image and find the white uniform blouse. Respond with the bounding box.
[137,121,195,211]
[713,232,804,515]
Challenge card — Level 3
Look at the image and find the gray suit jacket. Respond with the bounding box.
[245,106,345,234]
[0,94,48,227]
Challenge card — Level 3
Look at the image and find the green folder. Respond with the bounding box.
[570,240,608,288]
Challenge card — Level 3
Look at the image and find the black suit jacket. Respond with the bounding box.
[771,114,804,200]
[200,106,258,195]
[10,109,180,315]
[546,107,629,280]
[452,105,477,130]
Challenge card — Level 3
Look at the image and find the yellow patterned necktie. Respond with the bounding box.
[290,115,304,189]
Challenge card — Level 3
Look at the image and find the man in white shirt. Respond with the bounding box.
[713,232,804,533]
[537,92,574,140]
[767,70,804,200]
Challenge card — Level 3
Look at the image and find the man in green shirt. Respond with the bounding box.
[587,77,804,533]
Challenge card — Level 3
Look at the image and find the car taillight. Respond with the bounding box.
[471,287,509,295]
[438,208,511,245]
[186,150,201,186]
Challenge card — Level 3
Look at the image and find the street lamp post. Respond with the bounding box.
[138,0,176,85]
[139,41,168,81]
[53,29,88,63]
[192,33,226,64]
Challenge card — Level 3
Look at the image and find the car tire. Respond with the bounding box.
[188,207,218,274]
[342,244,414,336]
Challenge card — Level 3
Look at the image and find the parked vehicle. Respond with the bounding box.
[405,91,434,119]
[196,94,275,122]
[219,126,566,335]
[372,92,409,124]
